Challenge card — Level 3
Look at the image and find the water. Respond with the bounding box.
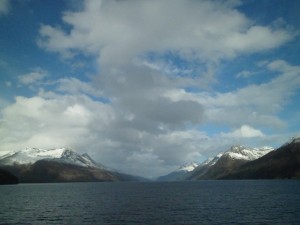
[0,180,299,225]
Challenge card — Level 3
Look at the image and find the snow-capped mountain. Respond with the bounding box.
[0,147,100,168]
[202,152,224,166]
[282,135,300,146]
[0,147,147,183]
[223,137,300,179]
[157,145,274,181]
[157,162,199,181]
[186,145,274,180]
[176,162,199,172]
[185,153,225,180]
[222,145,274,161]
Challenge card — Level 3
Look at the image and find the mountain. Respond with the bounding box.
[0,147,141,183]
[187,152,224,180]
[111,171,150,182]
[221,136,300,179]
[0,147,99,168]
[0,168,18,185]
[187,145,273,180]
[157,162,198,181]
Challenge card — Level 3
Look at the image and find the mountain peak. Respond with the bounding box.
[202,152,224,166]
[19,147,71,158]
[287,135,300,145]
[157,162,199,181]
[176,162,199,172]
[224,145,274,161]
[0,147,99,168]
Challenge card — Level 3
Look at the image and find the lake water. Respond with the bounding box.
[0,180,299,225]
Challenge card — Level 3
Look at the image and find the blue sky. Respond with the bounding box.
[0,0,300,177]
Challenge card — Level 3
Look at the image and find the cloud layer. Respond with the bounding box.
[39,0,293,67]
[1,0,299,177]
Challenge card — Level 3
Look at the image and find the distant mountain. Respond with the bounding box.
[0,168,18,185]
[0,148,142,183]
[111,171,150,182]
[221,136,300,179]
[157,162,199,181]
[0,147,99,168]
[187,153,224,180]
[187,146,273,180]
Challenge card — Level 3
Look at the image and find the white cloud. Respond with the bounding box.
[164,60,300,129]
[1,60,298,177]
[36,0,297,139]
[38,0,293,69]
[0,90,205,177]
[0,0,9,16]
[221,125,265,138]
[6,58,296,177]
[223,25,292,53]
[236,70,255,78]
[0,95,114,150]
[56,77,104,97]
[18,68,48,85]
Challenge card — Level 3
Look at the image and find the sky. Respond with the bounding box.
[0,0,300,178]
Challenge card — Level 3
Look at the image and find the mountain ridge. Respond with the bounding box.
[189,145,274,180]
[0,147,144,182]
[157,162,199,181]
[0,147,99,168]
[221,137,300,179]
[1,136,299,182]
[159,145,274,181]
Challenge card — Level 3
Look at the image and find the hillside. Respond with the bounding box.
[0,147,141,183]
[221,137,300,179]
[188,146,273,180]
[0,168,19,185]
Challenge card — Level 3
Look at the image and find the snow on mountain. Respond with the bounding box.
[222,138,300,179]
[157,162,199,181]
[223,145,274,161]
[186,145,274,180]
[176,162,199,172]
[0,147,99,168]
[202,152,224,166]
[284,135,300,146]
[294,136,300,143]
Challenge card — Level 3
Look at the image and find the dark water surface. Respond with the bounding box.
[0,180,299,225]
